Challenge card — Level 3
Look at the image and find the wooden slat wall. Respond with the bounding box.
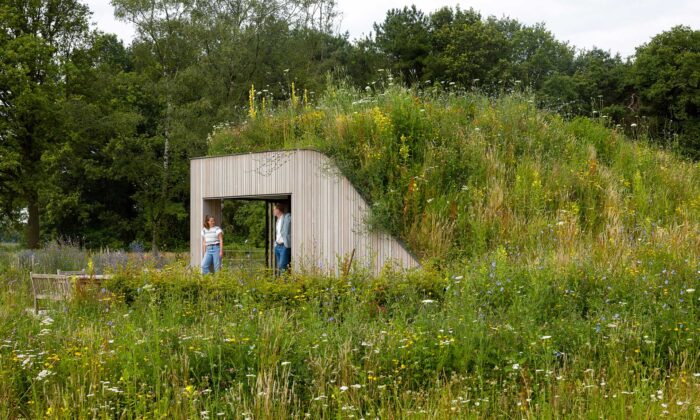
[190,150,420,274]
[190,159,201,266]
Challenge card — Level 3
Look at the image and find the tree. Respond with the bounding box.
[631,26,700,157]
[340,35,389,88]
[374,6,431,83]
[432,12,510,89]
[109,0,343,249]
[539,48,629,118]
[41,33,143,248]
[110,0,199,250]
[0,0,90,248]
[508,23,574,90]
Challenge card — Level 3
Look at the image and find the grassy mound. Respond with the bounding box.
[209,85,700,268]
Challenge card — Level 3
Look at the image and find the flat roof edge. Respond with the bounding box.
[190,148,324,161]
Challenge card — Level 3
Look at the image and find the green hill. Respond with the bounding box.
[209,85,699,270]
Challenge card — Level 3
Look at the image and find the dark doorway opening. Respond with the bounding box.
[220,195,291,270]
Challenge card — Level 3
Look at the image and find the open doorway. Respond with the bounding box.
[219,195,291,270]
[221,200,266,269]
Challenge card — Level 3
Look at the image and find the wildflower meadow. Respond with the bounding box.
[1,85,699,418]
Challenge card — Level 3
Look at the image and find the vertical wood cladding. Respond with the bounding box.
[191,150,419,275]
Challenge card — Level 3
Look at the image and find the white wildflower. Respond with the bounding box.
[36,369,53,381]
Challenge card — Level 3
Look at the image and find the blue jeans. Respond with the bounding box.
[201,245,221,274]
[275,244,291,274]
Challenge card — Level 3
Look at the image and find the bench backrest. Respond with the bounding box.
[57,269,86,276]
[30,273,73,301]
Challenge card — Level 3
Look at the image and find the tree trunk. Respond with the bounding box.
[151,218,159,253]
[153,100,172,252]
[21,132,41,249]
[26,191,40,249]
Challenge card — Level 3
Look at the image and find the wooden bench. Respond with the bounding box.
[30,273,74,314]
[30,271,115,314]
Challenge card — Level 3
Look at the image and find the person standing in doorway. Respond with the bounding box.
[273,203,291,274]
[201,215,223,274]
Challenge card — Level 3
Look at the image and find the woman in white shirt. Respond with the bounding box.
[201,215,223,274]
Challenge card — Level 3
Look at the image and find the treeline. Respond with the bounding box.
[1,0,698,250]
[368,6,699,153]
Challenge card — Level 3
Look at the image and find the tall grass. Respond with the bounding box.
[1,257,698,417]
[0,240,181,276]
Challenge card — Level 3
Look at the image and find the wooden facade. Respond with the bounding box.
[190,150,420,274]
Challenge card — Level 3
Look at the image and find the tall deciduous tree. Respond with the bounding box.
[508,23,574,90]
[0,0,90,248]
[111,0,202,250]
[109,0,341,249]
[42,33,143,248]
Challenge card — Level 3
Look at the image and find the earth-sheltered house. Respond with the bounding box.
[190,150,420,275]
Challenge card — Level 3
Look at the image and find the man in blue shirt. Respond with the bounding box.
[273,202,291,275]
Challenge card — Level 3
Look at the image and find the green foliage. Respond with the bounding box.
[42,34,144,248]
[222,201,266,248]
[540,48,630,117]
[0,0,91,248]
[374,6,431,82]
[371,7,698,158]
[1,2,698,416]
[630,26,700,157]
[507,23,575,89]
[0,0,700,255]
[373,6,577,93]
[2,0,699,253]
[432,11,511,88]
[2,0,351,250]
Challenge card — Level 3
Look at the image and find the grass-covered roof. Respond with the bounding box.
[208,85,699,270]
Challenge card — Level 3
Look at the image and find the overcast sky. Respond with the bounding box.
[86,0,700,58]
